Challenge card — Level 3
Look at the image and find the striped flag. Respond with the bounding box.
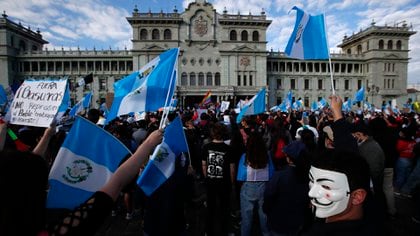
[137,116,188,196]
[236,88,266,123]
[47,117,131,209]
[285,6,329,60]
[199,91,212,107]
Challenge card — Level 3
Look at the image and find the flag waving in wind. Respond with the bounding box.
[137,116,188,196]
[47,117,131,209]
[69,92,92,117]
[106,48,179,123]
[353,86,365,103]
[199,91,212,107]
[285,6,329,60]
[236,88,266,123]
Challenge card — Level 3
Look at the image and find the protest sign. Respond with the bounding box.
[9,80,67,127]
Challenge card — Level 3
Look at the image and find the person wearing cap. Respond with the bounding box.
[322,126,334,150]
[263,140,311,235]
[351,122,386,219]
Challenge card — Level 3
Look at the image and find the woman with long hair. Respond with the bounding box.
[237,131,274,236]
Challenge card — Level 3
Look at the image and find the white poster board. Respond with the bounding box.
[220,101,230,112]
[9,80,67,127]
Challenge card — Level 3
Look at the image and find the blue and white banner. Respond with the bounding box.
[47,116,131,209]
[285,6,329,60]
[236,88,266,123]
[137,116,188,196]
[106,48,179,123]
[69,92,92,117]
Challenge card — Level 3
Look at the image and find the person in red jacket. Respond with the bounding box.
[394,126,416,192]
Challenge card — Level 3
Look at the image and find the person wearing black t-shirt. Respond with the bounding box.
[202,123,235,236]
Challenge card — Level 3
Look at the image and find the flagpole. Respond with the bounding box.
[323,12,335,95]
[159,48,180,129]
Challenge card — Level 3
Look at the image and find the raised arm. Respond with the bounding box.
[32,123,56,158]
[100,129,163,201]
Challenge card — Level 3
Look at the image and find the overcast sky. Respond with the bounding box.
[1,0,419,85]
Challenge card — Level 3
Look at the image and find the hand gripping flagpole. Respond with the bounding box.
[159,48,180,129]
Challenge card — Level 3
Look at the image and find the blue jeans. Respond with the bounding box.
[394,157,414,190]
[240,181,269,236]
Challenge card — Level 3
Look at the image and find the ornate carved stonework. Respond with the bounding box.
[240,56,250,68]
[194,16,208,37]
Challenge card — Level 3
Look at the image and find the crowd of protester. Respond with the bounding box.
[1,95,420,235]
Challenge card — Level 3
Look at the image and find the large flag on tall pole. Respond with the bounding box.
[137,116,189,196]
[106,48,179,123]
[47,116,131,209]
[236,88,266,123]
[284,6,329,60]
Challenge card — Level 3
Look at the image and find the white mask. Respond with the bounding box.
[308,166,351,218]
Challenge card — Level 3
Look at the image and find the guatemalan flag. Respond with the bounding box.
[106,48,179,123]
[47,116,131,209]
[137,116,188,196]
[284,6,329,60]
[236,153,274,181]
[69,92,92,117]
[353,86,365,103]
[236,88,266,123]
[55,79,71,122]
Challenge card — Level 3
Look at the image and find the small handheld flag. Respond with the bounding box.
[47,117,131,209]
[137,116,188,196]
[236,88,266,123]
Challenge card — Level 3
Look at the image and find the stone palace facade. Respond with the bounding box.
[0,0,416,108]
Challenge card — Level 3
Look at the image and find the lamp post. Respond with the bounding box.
[367,84,380,105]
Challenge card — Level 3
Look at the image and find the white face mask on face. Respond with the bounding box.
[308,166,351,218]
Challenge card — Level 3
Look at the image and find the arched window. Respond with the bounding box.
[215,72,221,86]
[396,40,402,50]
[152,29,160,40]
[241,30,248,41]
[230,30,237,41]
[181,72,187,85]
[387,40,393,50]
[140,29,148,40]
[189,72,196,86]
[347,48,351,54]
[379,40,384,49]
[252,31,259,41]
[164,29,171,40]
[198,72,204,86]
[357,45,362,54]
[206,72,212,86]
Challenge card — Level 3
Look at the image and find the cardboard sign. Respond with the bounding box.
[9,80,67,127]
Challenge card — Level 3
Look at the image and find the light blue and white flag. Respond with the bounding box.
[292,99,303,110]
[285,6,329,60]
[236,88,266,123]
[353,86,365,103]
[236,154,274,181]
[311,101,318,111]
[318,98,327,109]
[0,85,8,106]
[54,79,70,123]
[69,92,92,117]
[137,116,188,196]
[106,48,179,123]
[342,98,352,112]
[286,91,293,109]
[47,117,131,209]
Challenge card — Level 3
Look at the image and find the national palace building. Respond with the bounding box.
[0,0,416,109]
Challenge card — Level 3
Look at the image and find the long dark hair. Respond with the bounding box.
[246,131,268,169]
